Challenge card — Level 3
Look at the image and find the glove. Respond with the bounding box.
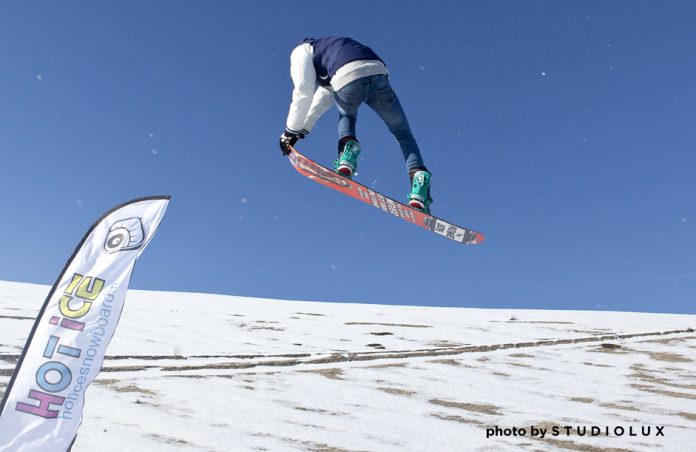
[279,129,306,155]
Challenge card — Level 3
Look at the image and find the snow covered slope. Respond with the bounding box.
[1,280,695,451]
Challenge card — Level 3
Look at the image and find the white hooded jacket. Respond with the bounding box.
[285,43,388,135]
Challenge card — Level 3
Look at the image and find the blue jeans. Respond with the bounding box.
[333,74,425,172]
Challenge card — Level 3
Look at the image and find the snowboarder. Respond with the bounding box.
[279,36,433,213]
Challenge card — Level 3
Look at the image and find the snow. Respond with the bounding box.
[1,280,695,451]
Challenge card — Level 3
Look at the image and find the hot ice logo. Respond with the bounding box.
[0,197,169,451]
[104,218,145,253]
[14,274,106,419]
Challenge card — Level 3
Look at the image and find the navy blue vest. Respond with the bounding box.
[302,37,384,87]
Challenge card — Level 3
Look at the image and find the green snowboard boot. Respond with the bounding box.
[408,169,433,213]
[334,139,361,179]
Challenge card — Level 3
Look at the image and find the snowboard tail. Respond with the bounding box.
[288,146,485,245]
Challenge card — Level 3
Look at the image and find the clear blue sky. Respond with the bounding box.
[1,1,694,314]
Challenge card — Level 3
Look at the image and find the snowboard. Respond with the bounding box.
[288,146,485,245]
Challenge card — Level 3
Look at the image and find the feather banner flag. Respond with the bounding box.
[0,196,170,452]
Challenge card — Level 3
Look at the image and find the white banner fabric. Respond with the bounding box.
[0,196,169,452]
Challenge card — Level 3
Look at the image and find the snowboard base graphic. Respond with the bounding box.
[288,146,485,245]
